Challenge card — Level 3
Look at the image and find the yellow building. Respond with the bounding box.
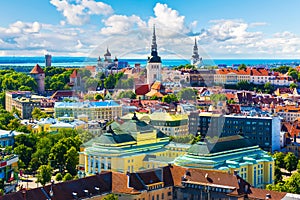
[32,117,86,133]
[121,112,189,136]
[79,113,188,175]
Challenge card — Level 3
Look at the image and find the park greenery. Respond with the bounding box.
[11,129,94,186]
[266,152,300,193]
[0,107,30,133]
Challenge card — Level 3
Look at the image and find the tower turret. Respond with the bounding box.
[30,64,45,94]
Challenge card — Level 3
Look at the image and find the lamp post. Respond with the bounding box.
[49,179,54,197]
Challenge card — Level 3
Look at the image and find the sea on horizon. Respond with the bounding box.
[0,56,300,69]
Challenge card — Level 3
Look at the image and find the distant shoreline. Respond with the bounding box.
[0,57,300,70]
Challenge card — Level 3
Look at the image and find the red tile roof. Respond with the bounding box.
[30,64,44,74]
[135,84,150,95]
[247,188,286,200]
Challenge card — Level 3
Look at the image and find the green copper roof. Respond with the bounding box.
[96,133,135,144]
[188,135,254,156]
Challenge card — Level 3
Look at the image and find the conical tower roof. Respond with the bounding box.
[30,64,44,74]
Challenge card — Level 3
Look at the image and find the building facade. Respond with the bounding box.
[174,135,274,188]
[54,100,122,121]
[149,112,189,136]
[45,54,52,67]
[198,112,281,152]
[79,114,188,175]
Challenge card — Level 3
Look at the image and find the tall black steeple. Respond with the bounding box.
[151,25,157,54]
[148,25,161,63]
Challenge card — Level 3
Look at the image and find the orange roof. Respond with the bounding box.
[85,65,96,72]
[146,90,164,97]
[30,64,44,74]
[250,68,269,76]
[216,68,271,76]
[70,69,78,78]
[151,81,162,90]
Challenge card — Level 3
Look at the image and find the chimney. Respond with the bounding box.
[126,171,131,188]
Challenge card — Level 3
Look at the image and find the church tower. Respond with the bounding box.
[191,38,202,66]
[146,25,162,85]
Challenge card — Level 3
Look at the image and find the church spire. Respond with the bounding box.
[151,24,157,53]
[193,38,198,53]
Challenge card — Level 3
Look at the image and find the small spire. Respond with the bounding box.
[132,112,139,121]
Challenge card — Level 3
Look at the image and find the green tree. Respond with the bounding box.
[285,172,300,194]
[117,90,136,99]
[162,94,178,103]
[13,144,33,168]
[274,166,283,183]
[150,96,159,100]
[55,173,63,181]
[7,118,21,130]
[238,63,247,70]
[210,94,227,102]
[49,142,67,172]
[19,86,32,91]
[290,82,298,89]
[266,182,287,192]
[104,74,117,89]
[236,80,252,90]
[103,194,118,200]
[272,66,291,74]
[65,147,79,176]
[177,88,197,101]
[50,81,65,91]
[274,152,285,168]
[264,82,274,93]
[284,152,298,174]
[32,107,50,120]
[85,78,99,91]
[62,173,73,182]
[36,165,52,186]
[288,70,299,81]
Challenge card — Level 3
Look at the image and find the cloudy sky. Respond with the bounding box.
[1,0,300,59]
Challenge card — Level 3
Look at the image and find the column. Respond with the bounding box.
[87,155,91,173]
[92,156,96,174]
[98,156,101,173]
[104,157,108,170]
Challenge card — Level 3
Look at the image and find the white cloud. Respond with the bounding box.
[100,15,146,35]
[1,3,300,58]
[148,3,194,36]
[50,0,113,25]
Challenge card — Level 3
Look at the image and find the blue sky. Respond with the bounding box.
[1,0,300,58]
